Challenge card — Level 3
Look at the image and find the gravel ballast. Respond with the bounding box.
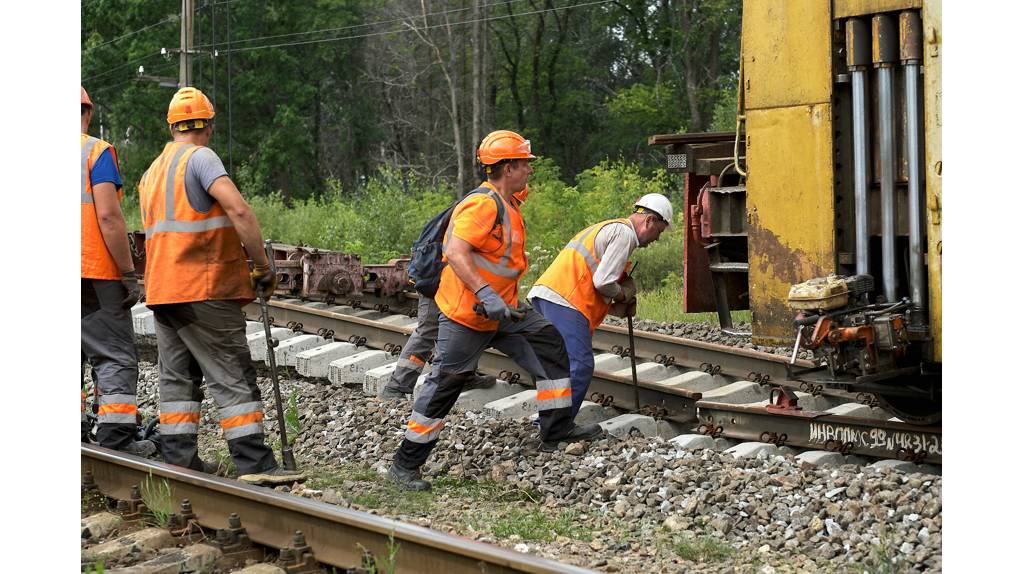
[108,334,941,574]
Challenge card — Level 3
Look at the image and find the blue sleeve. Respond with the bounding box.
[90,148,123,190]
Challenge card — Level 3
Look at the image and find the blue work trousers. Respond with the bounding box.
[532,298,594,418]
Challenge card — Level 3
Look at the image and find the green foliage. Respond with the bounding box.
[284,387,301,443]
[248,167,452,262]
[488,508,592,542]
[358,533,401,574]
[139,473,174,528]
[83,561,106,574]
[673,534,735,563]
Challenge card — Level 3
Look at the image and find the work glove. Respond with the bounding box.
[475,285,512,321]
[120,270,143,309]
[250,264,279,299]
[617,275,638,303]
[609,276,637,318]
[608,298,637,318]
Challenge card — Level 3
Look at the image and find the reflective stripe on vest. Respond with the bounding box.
[534,218,631,332]
[405,411,445,443]
[97,393,138,424]
[535,377,572,410]
[159,400,201,435]
[81,136,99,204]
[81,134,123,280]
[139,142,254,305]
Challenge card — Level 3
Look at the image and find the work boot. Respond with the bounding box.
[539,423,604,453]
[380,386,411,400]
[238,467,307,486]
[463,372,497,391]
[200,459,230,477]
[388,464,431,491]
[120,439,157,458]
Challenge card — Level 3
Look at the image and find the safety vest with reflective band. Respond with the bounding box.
[435,183,527,332]
[138,142,254,305]
[98,393,138,425]
[81,134,123,280]
[534,218,632,332]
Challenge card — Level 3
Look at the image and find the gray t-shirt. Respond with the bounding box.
[183,147,229,213]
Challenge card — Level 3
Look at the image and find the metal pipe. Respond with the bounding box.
[873,15,899,302]
[846,19,871,275]
[901,11,925,325]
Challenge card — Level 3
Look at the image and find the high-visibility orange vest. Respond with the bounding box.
[534,218,632,332]
[435,182,527,332]
[138,142,254,305]
[81,134,122,280]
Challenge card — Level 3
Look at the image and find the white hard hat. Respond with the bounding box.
[634,193,673,225]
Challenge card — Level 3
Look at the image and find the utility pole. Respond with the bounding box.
[179,0,194,87]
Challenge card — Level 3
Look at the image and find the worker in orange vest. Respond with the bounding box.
[80,85,155,457]
[379,185,530,400]
[389,131,603,491]
[528,194,673,418]
[138,87,304,486]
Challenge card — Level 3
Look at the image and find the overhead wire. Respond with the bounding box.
[215,0,614,54]
[83,15,177,54]
[196,0,529,50]
[83,51,163,83]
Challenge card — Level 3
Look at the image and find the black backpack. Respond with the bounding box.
[407,187,505,298]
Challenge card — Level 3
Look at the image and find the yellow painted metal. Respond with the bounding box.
[923,0,941,361]
[742,1,836,344]
[834,0,922,18]
[742,1,832,110]
[745,104,837,344]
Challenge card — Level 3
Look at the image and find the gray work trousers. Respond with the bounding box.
[394,309,574,470]
[151,300,277,475]
[385,295,440,394]
[82,279,139,450]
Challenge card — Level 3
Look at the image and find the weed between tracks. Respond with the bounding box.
[304,464,592,543]
[139,473,174,528]
[672,533,735,563]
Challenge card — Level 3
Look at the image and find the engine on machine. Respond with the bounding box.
[786,274,939,424]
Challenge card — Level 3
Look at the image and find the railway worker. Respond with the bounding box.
[80,86,156,457]
[380,186,533,400]
[388,131,603,491]
[527,193,673,419]
[138,87,304,486]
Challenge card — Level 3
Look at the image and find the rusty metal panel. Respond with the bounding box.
[742,1,833,110]
[834,0,922,19]
[745,104,837,345]
[923,0,941,360]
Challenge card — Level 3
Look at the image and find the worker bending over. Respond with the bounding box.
[389,131,603,491]
[80,86,155,456]
[138,87,304,486]
[528,194,672,418]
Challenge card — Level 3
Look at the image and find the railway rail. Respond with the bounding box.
[82,444,596,574]
[234,297,941,467]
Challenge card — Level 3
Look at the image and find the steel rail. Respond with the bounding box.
[695,401,941,465]
[244,299,702,423]
[82,444,596,574]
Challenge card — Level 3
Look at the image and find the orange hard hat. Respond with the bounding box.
[167,87,216,125]
[81,86,93,109]
[477,130,536,165]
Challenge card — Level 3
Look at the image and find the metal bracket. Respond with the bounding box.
[279,531,319,573]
